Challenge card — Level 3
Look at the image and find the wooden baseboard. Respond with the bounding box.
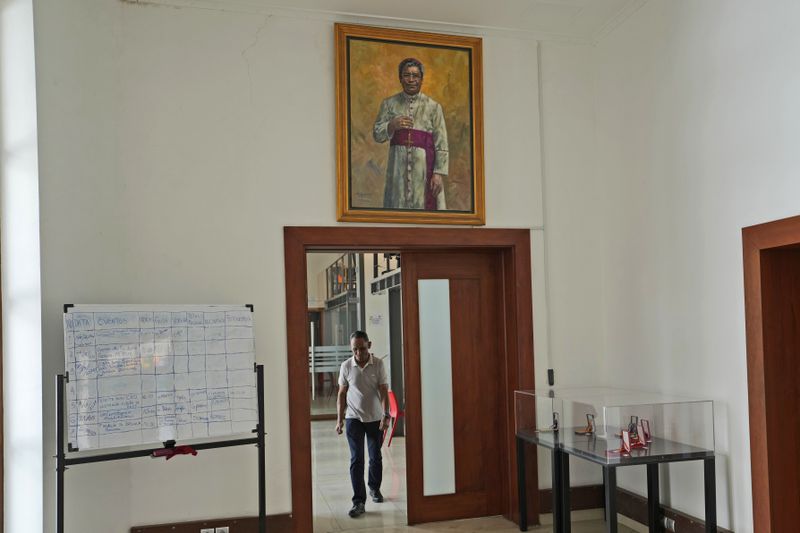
[539,484,605,513]
[130,514,293,533]
[539,486,732,533]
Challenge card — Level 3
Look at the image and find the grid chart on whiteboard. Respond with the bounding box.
[64,309,257,450]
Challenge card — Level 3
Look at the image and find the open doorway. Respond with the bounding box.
[285,227,536,533]
[306,251,407,530]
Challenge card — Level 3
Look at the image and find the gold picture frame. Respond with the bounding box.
[335,23,485,225]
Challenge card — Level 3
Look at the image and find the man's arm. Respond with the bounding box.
[375,97,414,142]
[378,383,390,431]
[373,99,393,143]
[430,102,449,198]
[432,102,449,176]
[377,358,391,431]
[335,384,348,435]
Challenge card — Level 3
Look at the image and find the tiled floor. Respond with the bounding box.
[310,420,636,532]
[310,388,338,417]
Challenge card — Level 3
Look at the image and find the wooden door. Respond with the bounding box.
[743,216,800,531]
[753,247,800,529]
[402,250,507,524]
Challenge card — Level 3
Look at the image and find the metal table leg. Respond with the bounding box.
[604,466,617,533]
[647,463,659,532]
[704,457,716,532]
[602,467,607,522]
[552,448,563,533]
[517,437,527,531]
[560,452,571,533]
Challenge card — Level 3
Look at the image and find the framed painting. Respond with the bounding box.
[335,23,485,225]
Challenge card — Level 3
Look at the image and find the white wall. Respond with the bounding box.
[537,41,606,488]
[577,0,800,529]
[31,1,544,531]
[539,42,606,393]
[306,252,340,309]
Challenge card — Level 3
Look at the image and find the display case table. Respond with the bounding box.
[514,389,716,533]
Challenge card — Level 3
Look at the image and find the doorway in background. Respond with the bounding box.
[306,252,403,420]
[306,250,407,530]
[285,227,536,533]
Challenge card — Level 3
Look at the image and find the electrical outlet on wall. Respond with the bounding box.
[215,528,230,533]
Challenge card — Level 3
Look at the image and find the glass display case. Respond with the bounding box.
[515,387,715,464]
[515,388,717,532]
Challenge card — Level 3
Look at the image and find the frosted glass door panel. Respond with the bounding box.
[418,279,455,496]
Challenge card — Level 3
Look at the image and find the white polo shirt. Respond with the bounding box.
[339,354,389,423]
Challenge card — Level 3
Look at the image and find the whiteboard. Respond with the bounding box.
[63,304,258,451]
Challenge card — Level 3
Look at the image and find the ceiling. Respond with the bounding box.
[157,0,647,43]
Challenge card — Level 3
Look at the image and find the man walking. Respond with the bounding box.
[336,330,391,518]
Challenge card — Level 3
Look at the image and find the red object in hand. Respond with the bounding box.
[382,390,405,448]
[151,445,198,460]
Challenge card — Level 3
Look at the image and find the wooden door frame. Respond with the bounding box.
[742,214,800,531]
[284,227,537,532]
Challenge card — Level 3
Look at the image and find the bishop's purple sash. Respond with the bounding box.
[390,128,436,210]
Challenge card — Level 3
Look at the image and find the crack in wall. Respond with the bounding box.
[241,15,272,106]
[118,0,185,9]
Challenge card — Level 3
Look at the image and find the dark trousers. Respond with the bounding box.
[345,418,383,504]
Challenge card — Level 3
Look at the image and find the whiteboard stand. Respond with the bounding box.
[55,364,266,533]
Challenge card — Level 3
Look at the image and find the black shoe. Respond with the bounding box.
[348,502,365,518]
[369,489,384,503]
